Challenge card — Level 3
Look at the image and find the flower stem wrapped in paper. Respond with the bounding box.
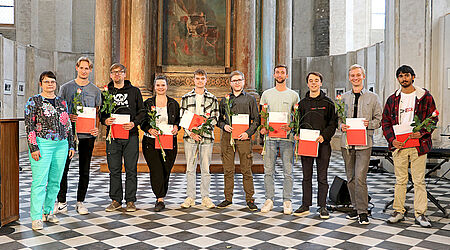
[224,94,236,152]
[403,110,439,144]
[191,113,215,164]
[71,88,83,149]
[100,85,117,143]
[147,105,167,162]
[334,95,346,124]
[257,103,274,157]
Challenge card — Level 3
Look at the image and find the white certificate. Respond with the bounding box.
[77,107,96,119]
[346,118,366,129]
[111,114,130,124]
[268,112,288,123]
[232,114,249,125]
[393,123,414,136]
[299,129,320,141]
[159,124,173,135]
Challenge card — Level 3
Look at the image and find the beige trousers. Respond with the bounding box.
[392,147,427,217]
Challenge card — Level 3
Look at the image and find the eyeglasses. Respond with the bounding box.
[42,80,56,84]
[230,79,244,83]
[110,70,124,75]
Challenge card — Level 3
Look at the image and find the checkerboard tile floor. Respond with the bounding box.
[2,151,449,249]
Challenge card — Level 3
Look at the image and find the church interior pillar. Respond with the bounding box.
[261,0,277,91]
[235,0,257,95]
[129,0,150,93]
[276,0,292,88]
[94,0,112,87]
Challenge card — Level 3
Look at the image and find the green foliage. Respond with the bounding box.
[100,90,116,115]
[72,90,83,114]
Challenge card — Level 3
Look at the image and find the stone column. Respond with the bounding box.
[235,0,257,95]
[276,0,292,88]
[261,0,277,91]
[94,0,112,87]
[129,0,149,92]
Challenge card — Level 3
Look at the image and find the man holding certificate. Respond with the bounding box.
[56,57,101,215]
[293,72,337,219]
[259,65,300,214]
[179,69,219,209]
[382,65,438,228]
[217,71,260,211]
[339,64,382,224]
[100,63,145,212]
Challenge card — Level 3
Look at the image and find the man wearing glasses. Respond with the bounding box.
[100,63,145,212]
[216,71,260,211]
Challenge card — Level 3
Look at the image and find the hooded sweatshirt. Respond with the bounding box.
[100,80,145,136]
[297,90,338,143]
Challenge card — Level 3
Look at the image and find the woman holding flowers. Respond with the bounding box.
[24,71,75,230]
[141,75,180,212]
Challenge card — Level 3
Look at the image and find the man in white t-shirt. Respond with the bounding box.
[382,65,438,228]
[259,64,300,214]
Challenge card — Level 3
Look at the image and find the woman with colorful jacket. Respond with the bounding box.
[140,75,180,212]
[24,71,75,230]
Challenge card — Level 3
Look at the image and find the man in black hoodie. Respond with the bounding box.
[293,72,337,219]
[100,63,145,212]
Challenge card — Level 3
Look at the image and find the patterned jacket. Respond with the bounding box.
[24,94,75,153]
[180,88,219,144]
[382,87,438,155]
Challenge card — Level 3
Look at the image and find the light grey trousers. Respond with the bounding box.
[341,148,371,214]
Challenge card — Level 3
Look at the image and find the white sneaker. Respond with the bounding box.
[283,200,293,215]
[181,197,195,208]
[42,214,59,223]
[201,197,215,209]
[261,199,274,213]
[32,219,43,230]
[55,202,68,214]
[76,201,89,215]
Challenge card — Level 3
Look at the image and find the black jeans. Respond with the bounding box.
[106,135,139,203]
[300,143,331,207]
[142,136,177,199]
[57,137,96,203]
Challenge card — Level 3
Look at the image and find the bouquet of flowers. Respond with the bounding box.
[147,105,166,162]
[403,110,439,144]
[257,103,274,157]
[224,94,235,151]
[191,113,214,164]
[100,85,117,143]
[71,88,83,148]
[334,95,346,124]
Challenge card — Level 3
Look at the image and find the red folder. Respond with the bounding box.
[232,124,248,139]
[111,124,129,139]
[268,122,287,138]
[189,114,207,130]
[298,140,319,157]
[346,129,367,146]
[396,133,419,148]
[76,117,96,134]
[155,135,173,149]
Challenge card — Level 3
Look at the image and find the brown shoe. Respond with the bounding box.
[105,200,122,212]
[126,201,136,212]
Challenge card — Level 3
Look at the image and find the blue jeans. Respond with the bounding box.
[29,138,68,221]
[184,139,213,199]
[263,139,294,201]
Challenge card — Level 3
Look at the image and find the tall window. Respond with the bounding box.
[371,0,385,29]
[0,0,14,25]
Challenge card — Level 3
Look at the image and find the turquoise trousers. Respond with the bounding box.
[29,137,68,221]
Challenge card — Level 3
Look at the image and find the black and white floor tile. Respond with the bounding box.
[1,151,449,249]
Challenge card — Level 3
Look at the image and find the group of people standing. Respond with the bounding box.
[24,57,438,231]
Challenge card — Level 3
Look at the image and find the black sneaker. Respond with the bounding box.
[247,201,258,211]
[154,201,165,212]
[217,200,232,208]
[346,209,358,220]
[319,207,330,219]
[358,213,370,225]
[293,205,310,216]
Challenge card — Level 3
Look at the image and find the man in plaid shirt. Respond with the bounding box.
[382,65,438,228]
[180,69,219,209]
